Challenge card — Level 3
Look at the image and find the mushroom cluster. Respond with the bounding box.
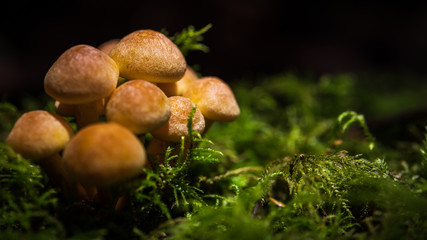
[6,29,240,207]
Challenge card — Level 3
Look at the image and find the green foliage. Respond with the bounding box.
[168,24,212,56]
[149,153,417,239]
[265,153,391,214]
[337,111,376,151]
[129,106,222,233]
[198,73,427,240]
[0,143,63,240]
[153,152,426,240]
[0,101,20,141]
[205,74,357,166]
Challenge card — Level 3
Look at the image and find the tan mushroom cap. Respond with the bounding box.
[6,110,74,160]
[98,39,120,55]
[62,122,147,186]
[44,44,119,105]
[106,80,171,134]
[109,29,186,83]
[183,77,240,122]
[151,96,205,143]
[157,66,198,97]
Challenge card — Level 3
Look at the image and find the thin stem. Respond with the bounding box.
[75,100,102,129]
[38,154,81,201]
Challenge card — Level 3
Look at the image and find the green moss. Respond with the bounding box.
[168,24,212,57]
[0,143,63,240]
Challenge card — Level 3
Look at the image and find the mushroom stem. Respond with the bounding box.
[75,100,101,129]
[96,186,113,207]
[147,137,170,164]
[114,195,128,211]
[40,156,98,202]
[37,154,83,201]
[77,184,98,200]
[147,137,190,167]
[38,154,70,189]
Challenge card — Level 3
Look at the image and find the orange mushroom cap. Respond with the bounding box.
[151,96,205,143]
[157,66,198,97]
[62,122,147,186]
[44,44,119,105]
[105,80,171,134]
[98,39,120,55]
[6,110,74,160]
[183,76,240,122]
[109,29,186,83]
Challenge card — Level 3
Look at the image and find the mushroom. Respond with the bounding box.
[54,98,107,117]
[109,29,186,83]
[105,80,171,135]
[151,96,205,142]
[54,101,76,117]
[98,39,120,55]
[44,44,119,129]
[62,122,147,205]
[148,96,205,165]
[157,66,198,97]
[182,76,240,132]
[6,110,74,193]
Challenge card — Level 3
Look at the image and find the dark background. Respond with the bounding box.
[2,1,427,102]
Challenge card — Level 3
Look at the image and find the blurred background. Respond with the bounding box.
[1,0,427,103]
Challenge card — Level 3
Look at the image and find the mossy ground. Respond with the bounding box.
[1,72,426,239]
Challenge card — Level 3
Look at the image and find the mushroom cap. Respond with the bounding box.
[157,66,198,97]
[62,122,147,186]
[98,39,120,55]
[151,96,205,143]
[6,110,74,160]
[182,77,240,122]
[109,29,186,83]
[105,80,171,134]
[44,44,119,105]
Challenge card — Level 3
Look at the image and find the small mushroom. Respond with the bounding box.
[44,44,119,129]
[157,66,198,97]
[109,29,186,83]
[6,110,74,193]
[54,101,76,117]
[63,122,146,186]
[182,76,240,132]
[148,96,205,164]
[62,122,147,205]
[54,98,107,117]
[98,39,120,55]
[151,96,205,142]
[105,80,171,135]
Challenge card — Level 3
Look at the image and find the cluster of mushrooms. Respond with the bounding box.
[6,29,240,207]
